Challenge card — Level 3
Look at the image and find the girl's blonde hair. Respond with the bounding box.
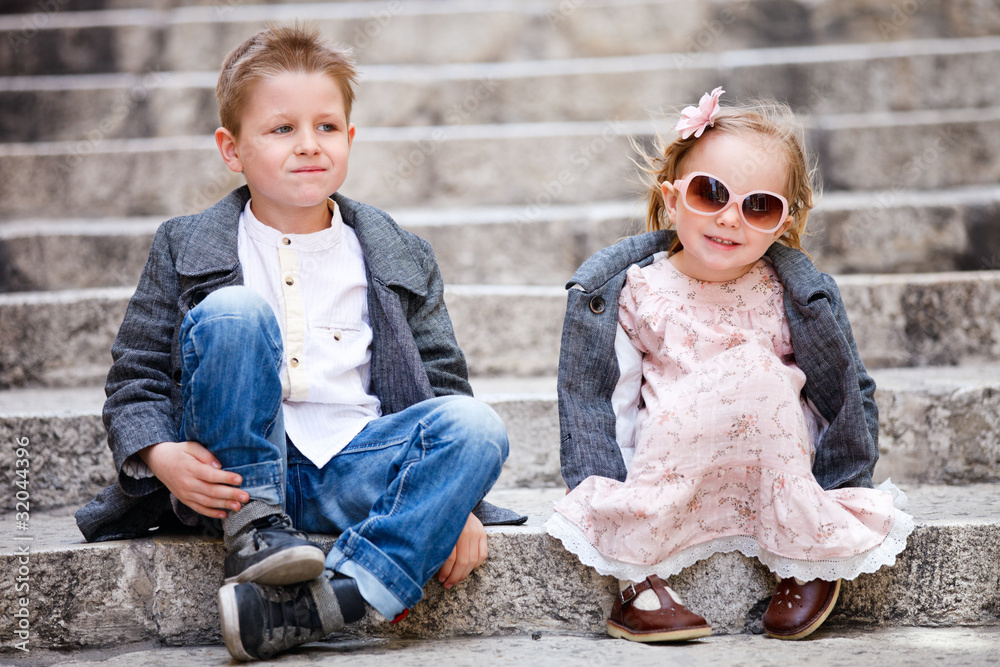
[638,100,818,253]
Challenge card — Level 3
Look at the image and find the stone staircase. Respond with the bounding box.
[1,0,999,654]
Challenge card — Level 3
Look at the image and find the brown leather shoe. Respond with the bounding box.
[762,577,841,640]
[607,575,712,642]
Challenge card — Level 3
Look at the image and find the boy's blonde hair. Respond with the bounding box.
[216,24,358,137]
[638,100,818,253]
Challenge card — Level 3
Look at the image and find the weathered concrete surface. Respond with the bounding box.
[0,218,160,292]
[5,116,1000,219]
[3,272,999,387]
[1,485,998,649]
[806,188,995,275]
[9,628,1000,667]
[447,285,566,377]
[0,128,647,219]
[4,0,999,76]
[0,406,113,508]
[9,39,1000,142]
[816,108,1000,193]
[0,288,129,388]
[876,365,1000,485]
[838,272,1000,368]
[3,186,997,292]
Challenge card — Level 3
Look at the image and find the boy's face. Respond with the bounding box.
[215,71,355,226]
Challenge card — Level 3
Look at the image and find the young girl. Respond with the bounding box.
[545,88,913,642]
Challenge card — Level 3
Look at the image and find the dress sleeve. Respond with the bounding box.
[611,323,642,468]
[616,266,649,355]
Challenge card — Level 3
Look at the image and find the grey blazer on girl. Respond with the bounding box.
[557,230,878,493]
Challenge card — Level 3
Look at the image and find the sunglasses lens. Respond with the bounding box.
[741,192,784,230]
[686,175,729,213]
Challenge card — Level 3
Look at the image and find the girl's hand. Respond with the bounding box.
[139,440,249,519]
[437,513,487,589]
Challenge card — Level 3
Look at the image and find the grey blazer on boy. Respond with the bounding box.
[77,186,523,542]
[557,230,879,493]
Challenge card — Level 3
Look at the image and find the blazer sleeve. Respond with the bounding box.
[407,239,473,397]
[557,282,629,489]
[803,274,878,490]
[825,274,879,486]
[102,222,181,494]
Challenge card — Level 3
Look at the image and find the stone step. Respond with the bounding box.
[7,36,1000,142]
[0,484,997,649]
[2,365,999,508]
[3,186,999,293]
[1,110,999,218]
[0,0,330,14]
[2,0,997,75]
[15,628,1000,667]
[2,271,1000,388]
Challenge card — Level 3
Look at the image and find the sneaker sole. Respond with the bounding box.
[218,582,255,662]
[224,545,326,585]
[606,620,713,643]
[764,578,842,641]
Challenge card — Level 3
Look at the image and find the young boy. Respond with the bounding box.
[75,25,523,661]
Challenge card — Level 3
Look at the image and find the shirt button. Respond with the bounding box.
[282,238,291,245]
[333,331,343,341]
[289,358,299,367]
[285,277,294,286]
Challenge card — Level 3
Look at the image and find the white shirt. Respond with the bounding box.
[238,199,381,468]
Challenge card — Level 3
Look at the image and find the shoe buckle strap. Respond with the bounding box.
[619,584,637,606]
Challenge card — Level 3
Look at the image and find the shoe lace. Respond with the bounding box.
[264,583,321,641]
[249,513,297,550]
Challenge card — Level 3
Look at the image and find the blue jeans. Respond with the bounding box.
[179,286,508,618]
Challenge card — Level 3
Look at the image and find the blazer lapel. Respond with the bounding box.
[335,193,435,413]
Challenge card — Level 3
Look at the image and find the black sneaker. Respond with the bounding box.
[218,573,366,661]
[224,511,325,585]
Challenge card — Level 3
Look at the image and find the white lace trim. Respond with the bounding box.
[545,480,915,583]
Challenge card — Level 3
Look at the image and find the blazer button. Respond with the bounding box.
[589,296,606,314]
[172,369,182,385]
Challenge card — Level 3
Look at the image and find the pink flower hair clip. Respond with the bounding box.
[675,87,725,140]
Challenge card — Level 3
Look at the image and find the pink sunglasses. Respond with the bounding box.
[672,172,789,233]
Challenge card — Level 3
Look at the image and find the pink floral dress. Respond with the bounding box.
[546,257,913,582]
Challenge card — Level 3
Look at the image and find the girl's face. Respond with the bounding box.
[661,131,792,282]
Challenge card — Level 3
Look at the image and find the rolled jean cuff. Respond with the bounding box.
[326,531,421,619]
[227,460,283,507]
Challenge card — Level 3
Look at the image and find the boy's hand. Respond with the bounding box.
[437,513,487,589]
[138,441,249,519]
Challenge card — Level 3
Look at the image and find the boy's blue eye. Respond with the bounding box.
[274,126,292,134]
[318,123,334,132]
